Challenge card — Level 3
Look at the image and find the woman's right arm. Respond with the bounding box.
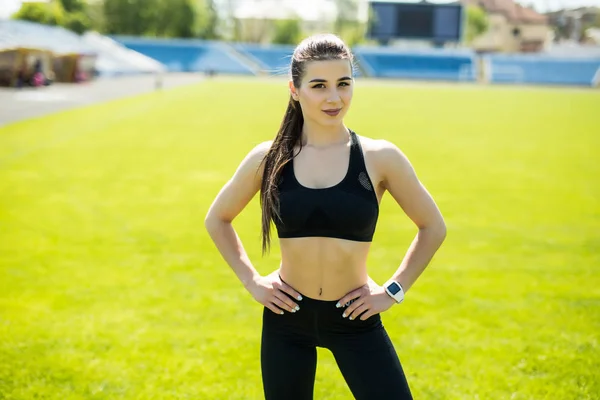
[204,141,302,315]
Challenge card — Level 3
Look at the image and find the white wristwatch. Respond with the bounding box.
[384,280,405,304]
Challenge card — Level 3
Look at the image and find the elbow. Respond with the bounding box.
[204,211,220,235]
[421,218,446,243]
[204,211,230,235]
[437,221,447,243]
[433,218,447,243]
[204,214,212,232]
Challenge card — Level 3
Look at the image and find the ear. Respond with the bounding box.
[289,80,299,101]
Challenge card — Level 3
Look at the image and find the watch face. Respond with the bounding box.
[388,282,401,295]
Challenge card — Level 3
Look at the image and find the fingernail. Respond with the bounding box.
[336,302,341,308]
[295,306,300,311]
[291,308,296,313]
[280,311,284,315]
[342,313,346,318]
[297,295,303,301]
[349,316,353,320]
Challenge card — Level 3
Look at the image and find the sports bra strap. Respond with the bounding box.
[347,129,366,176]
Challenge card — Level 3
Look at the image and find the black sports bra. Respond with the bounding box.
[274,129,379,242]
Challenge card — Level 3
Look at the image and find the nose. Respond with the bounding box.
[326,88,341,103]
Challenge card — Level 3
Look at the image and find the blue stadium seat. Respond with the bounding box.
[353,48,477,81]
[233,43,364,77]
[233,44,294,74]
[112,37,255,74]
[486,55,600,86]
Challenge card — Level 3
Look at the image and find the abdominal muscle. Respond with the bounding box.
[278,237,371,301]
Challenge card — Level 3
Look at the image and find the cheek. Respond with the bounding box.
[299,91,322,110]
[341,88,353,104]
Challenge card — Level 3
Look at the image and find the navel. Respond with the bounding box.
[319,287,322,296]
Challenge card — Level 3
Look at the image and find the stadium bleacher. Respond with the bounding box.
[232,43,295,74]
[109,35,600,88]
[485,55,600,86]
[353,47,478,82]
[113,37,255,75]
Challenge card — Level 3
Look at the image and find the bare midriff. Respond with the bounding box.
[278,237,371,301]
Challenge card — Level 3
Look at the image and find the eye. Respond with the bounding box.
[312,84,325,89]
[339,81,351,87]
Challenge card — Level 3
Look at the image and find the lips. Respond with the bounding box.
[323,108,341,116]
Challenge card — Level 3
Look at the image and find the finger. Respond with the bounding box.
[266,303,284,315]
[271,296,296,313]
[274,291,299,312]
[359,311,375,321]
[336,289,363,309]
[348,303,369,321]
[279,281,303,301]
[342,299,365,318]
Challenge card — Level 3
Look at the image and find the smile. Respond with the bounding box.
[323,108,341,116]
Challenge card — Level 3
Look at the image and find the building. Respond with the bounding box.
[462,0,551,53]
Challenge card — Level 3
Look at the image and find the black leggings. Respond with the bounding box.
[261,292,413,400]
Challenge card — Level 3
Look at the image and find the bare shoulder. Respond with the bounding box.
[245,140,273,163]
[356,135,413,175]
[357,135,397,152]
[357,134,444,231]
[223,139,274,192]
[205,140,273,223]
[237,140,273,175]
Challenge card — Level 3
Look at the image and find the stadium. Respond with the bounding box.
[0,0,599,399]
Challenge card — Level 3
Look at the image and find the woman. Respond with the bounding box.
[205,34,446,400]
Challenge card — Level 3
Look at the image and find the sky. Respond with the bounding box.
[1,0,600,19]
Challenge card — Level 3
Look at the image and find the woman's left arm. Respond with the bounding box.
[338,140,446,320]
[377,140,447,293]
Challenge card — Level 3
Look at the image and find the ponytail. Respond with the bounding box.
[259,33,353,255]
[260,97,304,255]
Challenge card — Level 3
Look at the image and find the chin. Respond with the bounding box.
[319,119,343,128]
[321,113,347,125]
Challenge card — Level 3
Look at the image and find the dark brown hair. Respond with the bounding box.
[259,34,355,255]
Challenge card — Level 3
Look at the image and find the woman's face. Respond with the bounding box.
[291,59,354,128]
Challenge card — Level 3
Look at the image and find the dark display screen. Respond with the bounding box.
[397,7,434,38]
[368,2,463,42]
[388,283,401,295]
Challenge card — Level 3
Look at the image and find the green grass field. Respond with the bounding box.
[1,77,599,399]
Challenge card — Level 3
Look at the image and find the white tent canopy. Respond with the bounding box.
[0,19,92,53]
[0,20,166,76]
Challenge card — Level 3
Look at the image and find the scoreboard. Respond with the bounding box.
[368,1,465,43]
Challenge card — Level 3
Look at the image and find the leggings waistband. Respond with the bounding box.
[279,274,345,310]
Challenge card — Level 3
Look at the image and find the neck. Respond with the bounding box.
[300,120,349,148]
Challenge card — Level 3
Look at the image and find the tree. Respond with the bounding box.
[59,0,85,13]
[103,0,160,36]
[11,0,65,26]
[85,0,106,33]
[197,0,220,40]
[154,0,197,38]
[63,11,92,34]
[272,18,302,45]
[102,0,218,39]
[11,0,94,34]
[581,12,600,42]
[334,0,366,47]
[12,3,53,25]
[465,5,489,43]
